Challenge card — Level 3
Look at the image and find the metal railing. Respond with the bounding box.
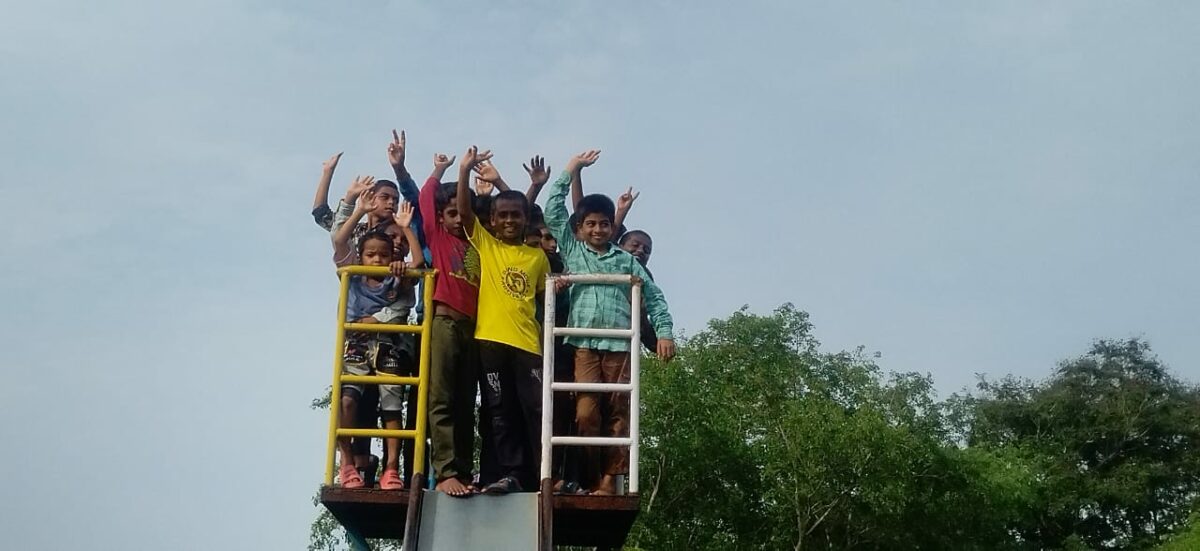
[323,265,436,485]
[539,273,644,494]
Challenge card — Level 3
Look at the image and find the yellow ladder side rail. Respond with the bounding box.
[323,266,437,485]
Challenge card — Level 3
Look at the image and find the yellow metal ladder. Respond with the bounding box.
[323,265,436,549]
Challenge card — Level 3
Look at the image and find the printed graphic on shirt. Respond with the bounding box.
[502,266,530,299]
[448,244,482,287]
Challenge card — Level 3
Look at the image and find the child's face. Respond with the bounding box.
[372,187,399,219]
[525,223,548,249]
[491,198,527,243]
[621,234,652,266]
[524,229,541,248]
[385,224,410,260]
[438,203,465,237]
[540,228,557,254]
[577,213,613,249]
[360,238,394,268]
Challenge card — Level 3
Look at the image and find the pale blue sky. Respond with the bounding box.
[2,1,1197,549]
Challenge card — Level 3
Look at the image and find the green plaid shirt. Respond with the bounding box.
[545,172,673,352]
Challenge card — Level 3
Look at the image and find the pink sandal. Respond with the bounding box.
[380,469,404,490]
[339,463,365,489]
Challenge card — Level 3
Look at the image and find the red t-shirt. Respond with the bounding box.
[419,177,480,317]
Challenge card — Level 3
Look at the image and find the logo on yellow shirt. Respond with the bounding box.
[502,267,530,299]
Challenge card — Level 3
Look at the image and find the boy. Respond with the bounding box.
[574,171,660,355]
[331,191,423,489]
[457,147,551,494]
[545,150,676,496]
[420,153,482,497]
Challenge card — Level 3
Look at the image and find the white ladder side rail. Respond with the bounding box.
[539,273,643,494]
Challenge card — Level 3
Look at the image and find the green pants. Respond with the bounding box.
[427,315,479,481]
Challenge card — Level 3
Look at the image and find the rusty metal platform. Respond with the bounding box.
[320,486,640,548]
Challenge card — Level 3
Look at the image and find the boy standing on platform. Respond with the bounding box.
[545,150,676,495]
[420,153,481,497]
[457,147,551,494]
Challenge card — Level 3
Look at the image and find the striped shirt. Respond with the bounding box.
[544,172,673,352]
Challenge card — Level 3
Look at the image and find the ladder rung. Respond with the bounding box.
[553,327,633,338]
[551,382,634,392]
[340,375,420,385]
[556,273,637,285]
[343,323,424,334]
[551,436,633,446]
[336,428,418,439]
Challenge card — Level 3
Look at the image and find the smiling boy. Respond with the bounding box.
[457,147,551,494]
[544,150,676,495]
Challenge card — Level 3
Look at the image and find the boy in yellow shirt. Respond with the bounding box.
[455,146,551,494]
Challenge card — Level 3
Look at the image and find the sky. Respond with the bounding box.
[2,1,1198,549]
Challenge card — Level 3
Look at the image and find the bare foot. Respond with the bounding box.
[591,474,618,496]
[436,477,472,497]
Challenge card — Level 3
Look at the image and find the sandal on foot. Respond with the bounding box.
[380,469,404,490]
[483,475,522,495]
[339,463,365,489]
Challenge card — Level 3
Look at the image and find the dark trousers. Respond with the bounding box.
[478,340,543,488]
[553,342,581,484]
[427,317,479,482]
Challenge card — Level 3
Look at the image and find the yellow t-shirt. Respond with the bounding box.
[468,218,551,355]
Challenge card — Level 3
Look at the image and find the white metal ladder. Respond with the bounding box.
[538,273,644,494]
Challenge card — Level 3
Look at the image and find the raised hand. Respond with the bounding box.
[433,153,456,171]
[345,175,377,203]
[474,176,495,196]
[386,129,406,168]
[617,187,640,211]
[393,200,414,228]
[524,156,550,187]
[566,149,601,173]
[322,152,343,173]
[353,188,376,216]
[460,146,493,172]
[474,160,502,183]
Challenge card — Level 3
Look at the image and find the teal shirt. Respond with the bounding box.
[545,172,673,351]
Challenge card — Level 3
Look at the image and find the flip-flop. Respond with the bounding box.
[483,476,522,495]
[380,469,405,490]
[339,463,365,489]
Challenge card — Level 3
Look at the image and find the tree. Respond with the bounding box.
[963,339,1200,549]
[630,304,1026,550]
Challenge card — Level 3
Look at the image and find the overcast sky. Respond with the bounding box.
[2,1,1197,549]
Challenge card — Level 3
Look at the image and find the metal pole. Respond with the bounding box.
[539,275,557,483]
[411,271,436,475]
[628,280,642,494]
[324,271,353,485]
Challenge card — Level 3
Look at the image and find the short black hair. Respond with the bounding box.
[527,204,545,229]
[357,230,395,256]
[493,190,530,216]
[577,193,615,224]
[435,182,463,213]
[372,180,399,195]
[473,194,493,221]
[619,229,652,246]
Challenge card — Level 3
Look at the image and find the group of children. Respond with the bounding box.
[311,130,675,497]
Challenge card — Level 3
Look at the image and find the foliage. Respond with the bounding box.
[965,339,1200,549]
[305,306,1199,550]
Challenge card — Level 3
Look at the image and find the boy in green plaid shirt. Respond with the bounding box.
[544,149,676,496]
